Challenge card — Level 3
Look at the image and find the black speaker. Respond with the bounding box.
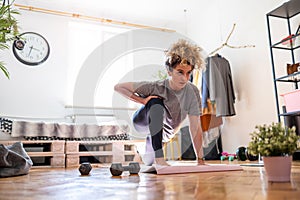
[283,106,300,160]
[283,106,300,136]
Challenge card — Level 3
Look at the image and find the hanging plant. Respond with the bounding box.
[0,0,19,79]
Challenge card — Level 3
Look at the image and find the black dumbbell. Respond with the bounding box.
[110,162,140,176]
[79,162,92,175]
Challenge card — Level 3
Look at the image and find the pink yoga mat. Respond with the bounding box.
[142,164,243,175]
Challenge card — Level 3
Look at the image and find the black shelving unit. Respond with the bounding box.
[266,0,300,122]
[267,0,300,160]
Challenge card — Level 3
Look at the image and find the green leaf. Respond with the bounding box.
[0,61,10,79]
[0,0,20,79]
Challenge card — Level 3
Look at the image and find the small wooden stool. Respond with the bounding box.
[163,134,181,160]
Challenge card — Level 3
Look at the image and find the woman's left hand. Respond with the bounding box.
[197,158,205,165]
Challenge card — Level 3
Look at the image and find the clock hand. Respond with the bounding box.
[27,46,33,57]
[32,46,40,52]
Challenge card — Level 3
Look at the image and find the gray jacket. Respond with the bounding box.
[202,54,236,117]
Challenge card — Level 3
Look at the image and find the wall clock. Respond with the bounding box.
[12,32,50,66]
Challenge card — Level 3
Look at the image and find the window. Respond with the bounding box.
[66,21,132,107]
[66,21,166,110]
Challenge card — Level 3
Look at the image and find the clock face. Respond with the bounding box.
[12,32,50,66]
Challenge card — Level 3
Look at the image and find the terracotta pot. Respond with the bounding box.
[262,156,292,182]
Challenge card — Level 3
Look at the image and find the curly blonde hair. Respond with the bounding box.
[165,39,205,70]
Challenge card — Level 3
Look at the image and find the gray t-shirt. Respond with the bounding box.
[133,79,201,138]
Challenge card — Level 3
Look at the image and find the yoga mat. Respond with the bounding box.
[141,163,243,175]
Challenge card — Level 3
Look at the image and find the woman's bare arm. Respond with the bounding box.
[188,115,205,165]
[114,82,158,105]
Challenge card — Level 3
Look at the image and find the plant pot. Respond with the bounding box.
[262,156,292,182]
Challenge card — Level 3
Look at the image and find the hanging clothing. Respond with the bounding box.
[201,54,236,117]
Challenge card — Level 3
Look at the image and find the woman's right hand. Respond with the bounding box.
[114,82,162,105]
[142,95,160,105]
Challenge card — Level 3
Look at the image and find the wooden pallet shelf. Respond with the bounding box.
[65,140,143,167]
[1,139,145,168]
[0,140,65,168]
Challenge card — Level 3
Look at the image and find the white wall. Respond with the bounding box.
[0,0,293,153]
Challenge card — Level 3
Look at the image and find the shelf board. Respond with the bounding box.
[271,44,300,51]
[275,72,300,82]
[267,0,300,18]
[271,34,300,49]
[279,110,300,116]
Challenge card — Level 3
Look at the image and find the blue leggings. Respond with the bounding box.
[133,98,165,158]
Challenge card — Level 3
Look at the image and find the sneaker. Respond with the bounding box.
[139,136,155,166]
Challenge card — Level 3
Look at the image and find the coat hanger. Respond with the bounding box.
[209,23,255,56]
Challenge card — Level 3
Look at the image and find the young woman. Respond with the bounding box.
[114,39,205,166]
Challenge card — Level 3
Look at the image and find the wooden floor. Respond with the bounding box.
[1,160,300,200]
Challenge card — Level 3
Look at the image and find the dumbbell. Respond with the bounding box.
[79,162,92,175]
[110,162,140,176]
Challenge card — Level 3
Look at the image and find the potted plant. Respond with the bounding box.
[0,0,19,79]
[248,122,300,182]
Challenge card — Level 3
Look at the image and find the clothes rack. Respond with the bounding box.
[209,23,255,56]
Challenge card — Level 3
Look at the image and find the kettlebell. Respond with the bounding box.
[236,146,247,161]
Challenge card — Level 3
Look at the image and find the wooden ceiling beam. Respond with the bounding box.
[14,4,175,33]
